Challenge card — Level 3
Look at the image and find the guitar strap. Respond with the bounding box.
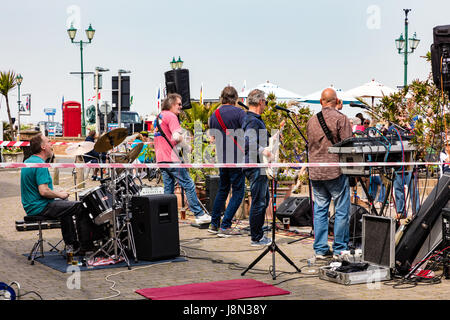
[214,108,244,153]
[317,111,338,145]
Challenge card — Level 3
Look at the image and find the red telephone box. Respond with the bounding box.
[63,101,81,137]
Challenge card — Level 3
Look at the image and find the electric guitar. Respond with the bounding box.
[264,120,285,179]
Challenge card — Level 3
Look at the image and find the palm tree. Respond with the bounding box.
[0,70,18,140]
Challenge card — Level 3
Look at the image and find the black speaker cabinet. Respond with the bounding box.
[131,194,180,261]
[395,173,450,275]
[205,175,221,213]
[164,69,192,110]
[431,25,450,91]
[276,197,312,226]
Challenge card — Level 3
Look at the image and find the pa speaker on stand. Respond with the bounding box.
[431,25,450,93]
[164,69,192,110]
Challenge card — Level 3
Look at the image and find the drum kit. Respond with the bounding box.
[65,128,147,268]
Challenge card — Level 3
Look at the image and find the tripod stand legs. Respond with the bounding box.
[241,242,301,280]
[241,177,301,280]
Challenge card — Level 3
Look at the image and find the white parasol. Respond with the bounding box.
[238,81,303,102]
[343,79,397,107]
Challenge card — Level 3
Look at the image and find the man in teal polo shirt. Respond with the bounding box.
[21,133,93,254]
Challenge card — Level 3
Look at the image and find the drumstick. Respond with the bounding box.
[67,188,86,195]
[63,178,91,192]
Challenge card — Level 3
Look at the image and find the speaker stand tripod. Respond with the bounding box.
[241,171,301,280]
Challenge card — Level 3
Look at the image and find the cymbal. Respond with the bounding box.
[94,128,128,153]
[126,143,144,163]
[113,143,143,175]
[65,141,95,156]
[121,133,139,146]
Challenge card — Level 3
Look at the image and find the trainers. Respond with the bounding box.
[208,224,219,234]
[195,214,211,224]
[314,250,333,260]
[251,235,272,246]
[217,227,241,238]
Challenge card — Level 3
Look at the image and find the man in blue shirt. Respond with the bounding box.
[21,133,93,254]
[242,89,274,246]
[208,86,246,237]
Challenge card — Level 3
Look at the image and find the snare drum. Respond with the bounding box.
[116,174,141,196]
[80,185,114,225]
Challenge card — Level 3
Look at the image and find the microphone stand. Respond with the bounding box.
[238,101,301,279]
[241,167,301,279]
[278,109,315,245]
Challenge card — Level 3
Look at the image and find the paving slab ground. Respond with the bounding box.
[1,168,449,315]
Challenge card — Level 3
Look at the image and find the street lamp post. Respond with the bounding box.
[170,56,184,70]
[67,23,96,136]
[16,74,23,140]
[395,9,420,88]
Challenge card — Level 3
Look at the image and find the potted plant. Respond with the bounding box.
[2,146,24,162]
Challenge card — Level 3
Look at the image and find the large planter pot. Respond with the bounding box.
[2,152,24,163]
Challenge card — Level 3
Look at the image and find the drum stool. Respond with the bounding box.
[24,215,64,265]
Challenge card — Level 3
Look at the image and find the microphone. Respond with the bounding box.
[238,101,248,110]
[275,105,291,113]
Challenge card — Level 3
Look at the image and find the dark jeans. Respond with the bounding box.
[244,168,270,242]
[211,168,245,230]
[39,199,92,247]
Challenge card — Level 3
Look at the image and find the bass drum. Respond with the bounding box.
[80,185,114,225]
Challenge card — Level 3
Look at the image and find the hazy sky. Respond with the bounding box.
[1,0,449,124]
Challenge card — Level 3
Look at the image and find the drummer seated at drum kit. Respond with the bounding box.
[21,133,96,255]
[84,129,107,181]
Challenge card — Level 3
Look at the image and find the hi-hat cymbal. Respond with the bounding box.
[94,128,128,153]
[65,141,95,156]
[114,143,143,175]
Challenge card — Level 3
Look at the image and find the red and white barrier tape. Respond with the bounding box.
[0,141,153,147]
[0,161,448,169]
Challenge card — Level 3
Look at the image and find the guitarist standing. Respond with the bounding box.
[208,86,246,236]
[154,93,211,224]
[242,89,274,246]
